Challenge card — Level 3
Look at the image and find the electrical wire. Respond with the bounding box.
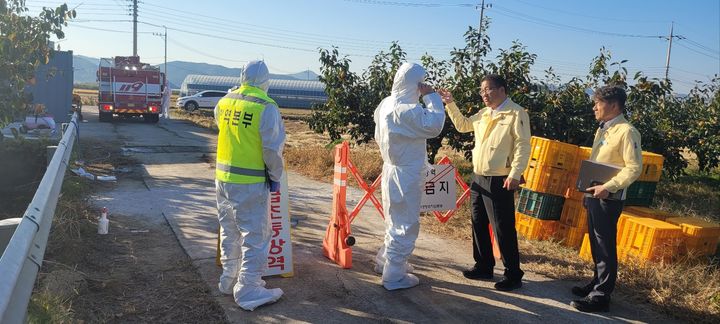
[675,42,720,61]
[491,5,665,39]
[340,0,475,8]
[139,2,454,49]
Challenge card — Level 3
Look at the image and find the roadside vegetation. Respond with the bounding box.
[19,139,227,323]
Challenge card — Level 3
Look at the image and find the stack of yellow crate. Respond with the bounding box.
[580,207,720,263]
[666,217,720,256]
[554,146,592,248]
[515,136,578,241]
[625,152,664,206]
[617,217,684,263]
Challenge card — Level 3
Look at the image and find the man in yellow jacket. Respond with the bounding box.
[438,74,531,291]
[571,85,642,313]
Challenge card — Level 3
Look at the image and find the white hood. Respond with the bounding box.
[241,60,270,92]
[391,62,426,104]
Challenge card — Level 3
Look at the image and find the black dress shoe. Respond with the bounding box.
[571,297,610,313]
[462,267,493,280]
[494,278,522,291]
[571,284,593,297]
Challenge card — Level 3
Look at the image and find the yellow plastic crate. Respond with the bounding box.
[522,162,571,196]
[579,233,592,262]
[555,223,586,249]
[571,146,593,172]
[666,217,720,256]
[564,171,586,200]
[529,136,579,171]
[515,212,559,241]
[623,206,674,221]
[617,217,684,263]
[638,151,664,182]
[559,198,588,230]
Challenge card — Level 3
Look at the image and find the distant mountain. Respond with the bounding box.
[73,55,100,85]
[71,54,318,89]
[288,70,320,81]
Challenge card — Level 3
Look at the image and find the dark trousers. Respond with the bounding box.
[470,175,524,281]
[584,197,624,301]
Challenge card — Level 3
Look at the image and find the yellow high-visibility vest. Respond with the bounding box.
[215,85,277,184]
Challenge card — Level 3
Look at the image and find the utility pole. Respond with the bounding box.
[664,22,674,80]
[132,0,138,56]
[153,26,168,81]
[163,26,167,78]
[476,0,492,66]
[662,22,686,81]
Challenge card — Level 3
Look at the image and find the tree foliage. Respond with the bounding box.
[0,0,74,128]
[311,21,720,178]
[309,43,405,145]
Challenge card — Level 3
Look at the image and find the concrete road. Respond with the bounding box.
[80,107,674,323]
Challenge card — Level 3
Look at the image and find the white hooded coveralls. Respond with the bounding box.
[374,63,445,290]
[214,60,286,310]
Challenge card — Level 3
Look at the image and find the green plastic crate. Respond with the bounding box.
[625,181,657,206]
[516,188,565,220]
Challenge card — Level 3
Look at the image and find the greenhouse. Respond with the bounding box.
[179,74,327,109]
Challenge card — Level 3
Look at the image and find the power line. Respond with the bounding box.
[167,38,250,64]
[341,0,475,7]
[675,42,720,61]
[139,2,454,49]
[507,0,667,24]
[682,38,720,55]
[491,5,665,39]
[70,23,152,34]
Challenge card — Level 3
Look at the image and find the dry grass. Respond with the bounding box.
[28,138,227,323]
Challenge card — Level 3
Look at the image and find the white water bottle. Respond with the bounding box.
[98,207,109,235]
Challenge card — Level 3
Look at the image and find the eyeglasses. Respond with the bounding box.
[480,87,497,94]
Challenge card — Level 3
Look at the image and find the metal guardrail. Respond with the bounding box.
[0,113,79,323]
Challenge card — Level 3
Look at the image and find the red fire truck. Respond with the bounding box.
[97,56,165,123]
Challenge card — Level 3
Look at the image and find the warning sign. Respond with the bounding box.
[420,164,457,212]
[265,169,293,277]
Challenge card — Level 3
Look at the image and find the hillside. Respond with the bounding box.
[72,55,319,89]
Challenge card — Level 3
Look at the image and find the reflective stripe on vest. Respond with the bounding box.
[215,85,277,184]
[216,163,267,177]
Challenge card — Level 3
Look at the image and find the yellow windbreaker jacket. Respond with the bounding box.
[446,98,531,180]
[589,115,643,193]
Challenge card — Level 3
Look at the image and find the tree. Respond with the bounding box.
[311,20,710,179]
[437,25,491,161]
[0,0,74,129]
[684,77,720,172]
[309,43,405,145]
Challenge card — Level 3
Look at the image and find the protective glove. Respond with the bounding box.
[269,180,280,193]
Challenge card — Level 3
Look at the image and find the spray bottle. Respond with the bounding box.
[98,207,109,235]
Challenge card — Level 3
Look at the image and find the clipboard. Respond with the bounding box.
[576,160,624,200]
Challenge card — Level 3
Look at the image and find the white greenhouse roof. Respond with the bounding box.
[182,74,325,92]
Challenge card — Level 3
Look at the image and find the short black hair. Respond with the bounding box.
[481,74,507,92]
[593,85,626,111]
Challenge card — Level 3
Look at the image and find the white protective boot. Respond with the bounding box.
[235,285,284,311]
[383,273,420,291]
[218,260,239,295]
[219,263,266,295]
[374,245,414,274]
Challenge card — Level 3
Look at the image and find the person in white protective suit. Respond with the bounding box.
[373,62,446,290]
[161,78,171,119]
[214,60,286,311]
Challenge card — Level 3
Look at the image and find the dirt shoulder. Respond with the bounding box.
[33,134,227,323]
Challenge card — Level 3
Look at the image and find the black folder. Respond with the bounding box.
[576,160,624,200]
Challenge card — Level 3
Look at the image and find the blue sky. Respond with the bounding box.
[26,0,720,93]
